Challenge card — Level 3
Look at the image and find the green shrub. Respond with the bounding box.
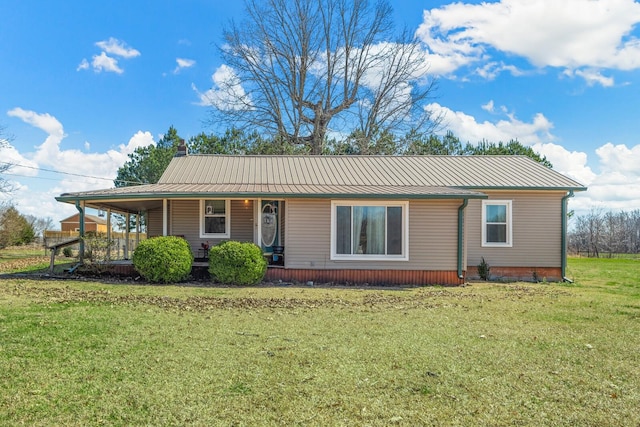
[209,241,267,285]
[132,236,194,283]
[62,247,74,257]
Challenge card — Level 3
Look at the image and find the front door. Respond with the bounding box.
[261,200,280,252]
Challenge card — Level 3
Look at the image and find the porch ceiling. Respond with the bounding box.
[59,198,164,215]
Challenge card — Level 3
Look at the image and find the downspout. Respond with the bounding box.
[75,200,85,263]
[457,199,468,280]
[561,190,574,282]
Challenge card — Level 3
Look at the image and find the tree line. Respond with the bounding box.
[568,209,640,257]
[0,203,54,249]
[114,126,552,187]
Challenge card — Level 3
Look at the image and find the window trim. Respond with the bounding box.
[330,200,409,261]
[481,200,512,247]
[200,199,231,239]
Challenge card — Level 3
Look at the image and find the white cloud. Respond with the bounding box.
[532,142,596,186]
[5,108,157,221]
[0,142,39,176]
[77,58,89,71]
[78,38,139,73]
[174,58,196,74]
[427,101,640,215]
[7,107,64,139]
[429,102,554,145]
[193,64,252,110]
[416,0,640,82]
[475,62,526,80]
[571,141,640,214]
[564,68,615,87]
[95,37,140,59]
[91,52,123,74]
[595,142,640,176]
[481,100,494,113]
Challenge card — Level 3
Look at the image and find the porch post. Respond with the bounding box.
[106,209,112,261]
[75,200,85,263]
[125,212,130,259]
[162,199,168,236]
[136,212,141,247]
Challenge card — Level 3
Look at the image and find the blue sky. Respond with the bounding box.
[1,0,639,228]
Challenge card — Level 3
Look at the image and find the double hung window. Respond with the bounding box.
[200,200,230,238]
[482,200,512,247]
[331,201,408,261]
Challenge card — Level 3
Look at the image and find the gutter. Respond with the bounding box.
[457,199,468,280]
[561,190,574,282]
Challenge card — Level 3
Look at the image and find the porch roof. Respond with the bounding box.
[56,183,487,214]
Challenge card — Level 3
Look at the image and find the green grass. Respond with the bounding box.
[0,257,639,425]
[566,257,640,298]
[0,245,74,274]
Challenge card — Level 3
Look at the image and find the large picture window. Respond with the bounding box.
[200,199,230,238]
[331,201,408,261]
[482,200,512,247]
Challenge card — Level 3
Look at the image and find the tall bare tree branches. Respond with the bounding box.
[0,125,15,194]
[211,0,438,154]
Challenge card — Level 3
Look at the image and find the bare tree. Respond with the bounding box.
[24,214,55,239]
[211,0,438,154]
[0,125,14,194]
[569,208,640,257]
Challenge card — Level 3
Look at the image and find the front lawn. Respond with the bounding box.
[0,257,638,425]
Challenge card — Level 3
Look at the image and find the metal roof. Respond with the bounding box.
[157,155,586,190]
[56,155,586,213]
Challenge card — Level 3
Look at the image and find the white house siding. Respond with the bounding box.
[285,198,462,271]
[466,191,565,268]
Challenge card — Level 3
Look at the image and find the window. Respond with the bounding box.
[200,199,230,238]
[331,201,408,261]
[482,200,512,247]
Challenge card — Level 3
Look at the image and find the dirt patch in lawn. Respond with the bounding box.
[1,278,569,313]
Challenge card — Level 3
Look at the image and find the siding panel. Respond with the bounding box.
[285,199,462,271]
[147,207,163,237]
[466,191,564,268]
[170,200,200,253]
[230,200,254,242]
[169,199,255,254]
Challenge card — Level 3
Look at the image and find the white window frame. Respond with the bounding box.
[481,200,512,247]
[200,199,230,239]
[330,200,409,261]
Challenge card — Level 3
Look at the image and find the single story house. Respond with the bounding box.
[56,148,586,285]
[59,213,108,233]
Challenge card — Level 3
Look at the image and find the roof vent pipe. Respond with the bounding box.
[175,139,188,157]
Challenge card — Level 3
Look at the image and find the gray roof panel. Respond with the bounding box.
[58,155,586,205]
[157,155,586,189]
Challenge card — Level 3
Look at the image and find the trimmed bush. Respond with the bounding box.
[132,236,194,283]
[62,247,74,257]
[209,241,267,285]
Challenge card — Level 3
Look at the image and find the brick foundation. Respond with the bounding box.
[264,268,464,286]
[103,262,466,286]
